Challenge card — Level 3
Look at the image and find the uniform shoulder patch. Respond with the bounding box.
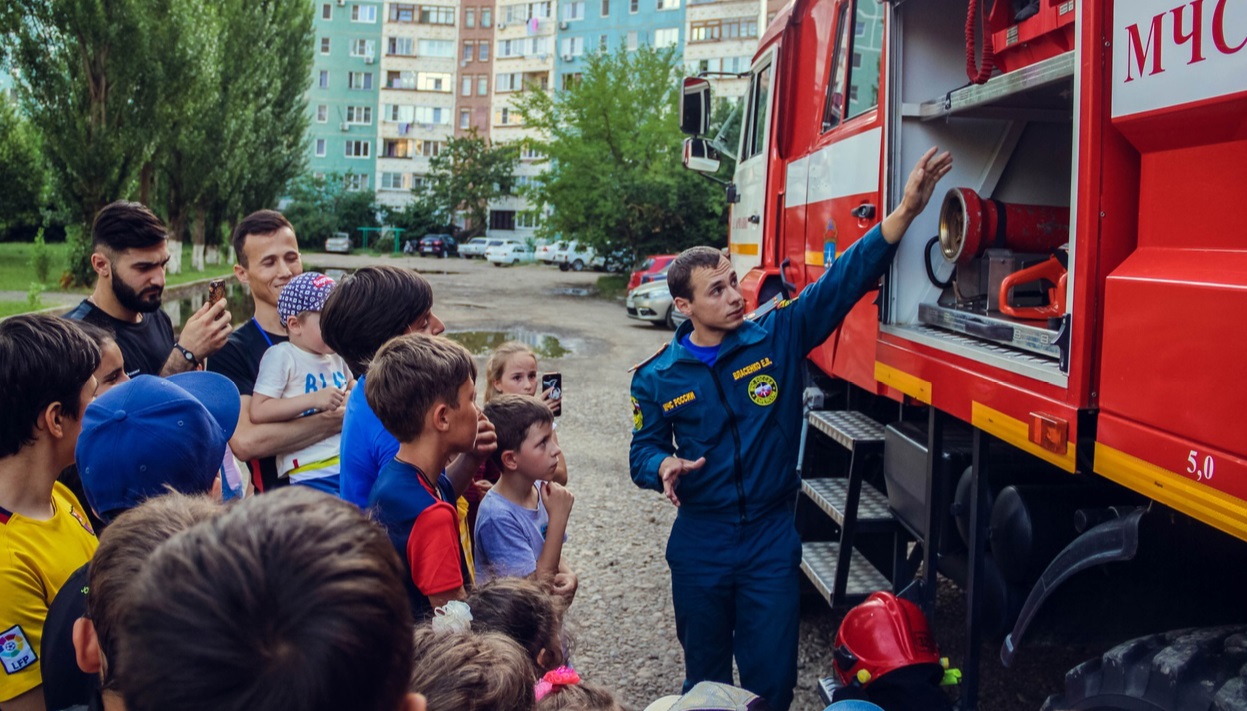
[0,625,37,675]
[628,342,669,373]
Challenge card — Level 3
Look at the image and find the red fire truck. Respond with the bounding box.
[681,1,1247,708]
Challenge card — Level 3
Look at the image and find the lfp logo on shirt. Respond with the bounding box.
[0,625,36,674]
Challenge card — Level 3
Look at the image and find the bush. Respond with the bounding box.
[29,228,52,284]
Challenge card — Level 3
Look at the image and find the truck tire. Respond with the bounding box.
[1043,626,1247,711]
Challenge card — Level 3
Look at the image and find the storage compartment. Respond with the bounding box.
[882,420,974,552]
[882,0,1078,384]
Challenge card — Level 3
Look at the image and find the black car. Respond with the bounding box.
[417,234,458,258]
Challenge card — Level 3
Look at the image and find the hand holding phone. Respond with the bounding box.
[207,279,226,306]
[541,372,562,417]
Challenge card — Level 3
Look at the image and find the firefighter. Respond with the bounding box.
[628,147,953,710]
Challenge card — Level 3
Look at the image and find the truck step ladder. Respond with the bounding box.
[798,410,897,607]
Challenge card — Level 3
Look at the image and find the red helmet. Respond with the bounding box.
[833,592,941,687]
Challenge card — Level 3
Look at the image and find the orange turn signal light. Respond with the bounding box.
[1028,412,1068,455]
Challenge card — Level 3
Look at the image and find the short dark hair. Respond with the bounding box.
[467,577,565,674]
[667,246,727,301]
[92,201,167,253]
[117,487,413,711]
[72,319,116,347]
[88,493,222,692]
[231,210,293,268]
[1,315,100,457]
[483,395,553,466]
[321,266,434,374]
[408,626,536,711]
[365,334,476,443]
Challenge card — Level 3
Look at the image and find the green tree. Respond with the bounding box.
[0,98,47,237]
[2,0,166,283]
[514,45,727,267]
[283,173,379,249]
[420,128,518,237]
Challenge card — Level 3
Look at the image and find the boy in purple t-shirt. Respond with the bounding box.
[474,396,576,606]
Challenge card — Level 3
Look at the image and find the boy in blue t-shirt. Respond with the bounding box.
[474,395,576,605]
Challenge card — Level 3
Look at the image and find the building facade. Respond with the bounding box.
[683,0,761,100]
[456,0,497,138]
[553,0,685,91]
[307,0,383,191]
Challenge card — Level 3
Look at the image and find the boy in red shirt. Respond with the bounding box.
[366,334,491,617]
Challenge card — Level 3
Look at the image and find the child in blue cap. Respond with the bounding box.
[249,271,354,495]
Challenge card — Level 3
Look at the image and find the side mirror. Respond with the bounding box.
[683,138,721,174]
[679,77,712,136]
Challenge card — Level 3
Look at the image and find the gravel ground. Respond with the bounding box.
[315,254,1085,711]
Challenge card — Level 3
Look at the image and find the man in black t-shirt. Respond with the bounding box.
[207,210,343,493]
[64,201,231,377]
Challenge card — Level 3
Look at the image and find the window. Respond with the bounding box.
[657,0,679,8]
[722,17,759,39]
[315,139,326,157]
[348,72,373,90]
[479,43,489,61]
[345,140,371,158]
[462,76,473,95]
[463,41,474,61]
[345,173,369,190]
[629,0,638,12]
[490,210,516,230]
[690,20,721,42]
[390,3,415,21]
[495,106,514,125]
[465,8,475,27]
[383,139,412,157]
[350,39,372,57]
[496,73,521,92]
[654,27,678,47]
[418,39,455,57]
[564,1,584,20]
[481,8,492,26]
[411,175,428,190]
[626,31,638,50]
[318,71,330,88]
[320,37,331,54]
[460,109,471,129]
[419,6,455,24]
[498,37,549,58]
[520,144,542,160]
[380,172,406,190]
[743,60,772,159]
[413,106,449,124]
[316,104,328,122]
[478,75,489,95]
[351,5,377,22]
[561,72,581,90]
[600,34,609,49]
[601,0,609,15]
[560,36,584,56]
[517,211,540,229]
[384,104,415,122]
[417,139,442,156]
[388,36,415,55]
[822,3,851,130]
[419,72,451,91]
[321,4,332,20]
[844,1,884,121]
[346,105,372,124]
[504,2,551,22]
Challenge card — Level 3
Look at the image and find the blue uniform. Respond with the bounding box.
[629,224,897,711]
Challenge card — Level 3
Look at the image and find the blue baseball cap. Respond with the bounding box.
[277,271,336,325]
[76,372,240,521]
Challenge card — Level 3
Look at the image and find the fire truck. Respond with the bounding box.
[680,0,1247,708]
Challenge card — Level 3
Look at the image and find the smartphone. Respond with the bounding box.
[541,372,562,416]
[207,279,226,306]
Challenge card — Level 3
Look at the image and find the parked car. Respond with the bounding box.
[591,248,632,273]
[555,241,595,272]
[627,255,677,292]
[486,242,536,266]
[536,240,562,264]
[324,232,352,254]
[625,280,679,329]
[459,237,489,258]
[418,234,458,257]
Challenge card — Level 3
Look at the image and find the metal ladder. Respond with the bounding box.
[797,409,898,607]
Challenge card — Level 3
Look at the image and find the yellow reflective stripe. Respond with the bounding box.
[971,402,1077,472]
[729,243,760,255]
[804,250,845,267]
[287,455,341,477]
[1095,443,1247,543]
[874,362,932,404]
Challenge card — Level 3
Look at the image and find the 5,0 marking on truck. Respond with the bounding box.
[1187,449,1217,481]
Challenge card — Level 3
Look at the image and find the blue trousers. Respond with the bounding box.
[666,508,801,711]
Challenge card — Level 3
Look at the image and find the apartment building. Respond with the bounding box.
[683,0,762,100]
[553,0,685,91]
[308,0,383,190]
[456,0,497,137]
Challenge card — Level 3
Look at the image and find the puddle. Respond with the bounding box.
[445,330,571,359]
[549,287,594,297]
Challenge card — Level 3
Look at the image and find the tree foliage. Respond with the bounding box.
[282,173,380,249]
[514,46,728,266]
[419,127,518,237]
[0,98,47,236]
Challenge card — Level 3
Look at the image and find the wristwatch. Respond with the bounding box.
[173,343,200,368]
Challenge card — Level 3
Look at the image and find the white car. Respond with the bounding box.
[458,237,489,258]
[486,243,536,266]
[555,241,596,272]
[535,240,560,264]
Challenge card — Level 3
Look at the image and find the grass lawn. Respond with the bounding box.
[0,241,233,295]
[595,274,629,301]
[0,300,40,318]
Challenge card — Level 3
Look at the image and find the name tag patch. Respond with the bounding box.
[662,391,698,416]
[732,357,774,381]
[0,625,36,675]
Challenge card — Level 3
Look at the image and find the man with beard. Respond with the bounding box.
[65,201,231,377]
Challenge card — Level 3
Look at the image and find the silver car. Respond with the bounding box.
[626,280,679,330]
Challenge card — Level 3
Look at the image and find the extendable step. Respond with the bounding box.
[800,541,889,607]
[802,478,895,530]
[808,410,886,451]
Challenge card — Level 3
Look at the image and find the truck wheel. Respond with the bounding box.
[1043,626,1247,711]
[571,259,585,272]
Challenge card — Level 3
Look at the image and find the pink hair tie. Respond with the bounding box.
[534,666,580,701]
